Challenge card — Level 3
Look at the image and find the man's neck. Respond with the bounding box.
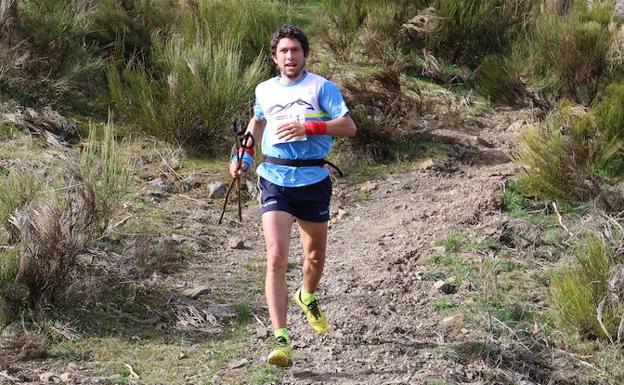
[279,70,305,85]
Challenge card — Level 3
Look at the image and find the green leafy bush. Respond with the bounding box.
[530,1,613,104]
[551,234,623,340]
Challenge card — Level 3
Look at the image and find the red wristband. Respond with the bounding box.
[304,121,328,135]
[238,147,255,156]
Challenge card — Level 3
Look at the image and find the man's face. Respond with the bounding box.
[272,37,306,81]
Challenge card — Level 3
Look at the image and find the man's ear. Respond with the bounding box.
[271,55,278,65]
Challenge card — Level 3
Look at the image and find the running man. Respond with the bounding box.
[229,25,357,367]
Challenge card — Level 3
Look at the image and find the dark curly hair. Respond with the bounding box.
[270,25,309,57]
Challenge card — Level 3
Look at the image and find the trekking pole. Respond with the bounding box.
[218,119,254,224]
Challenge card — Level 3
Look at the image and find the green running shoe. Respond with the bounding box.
[267,336,293,368]
[293,288,329,334]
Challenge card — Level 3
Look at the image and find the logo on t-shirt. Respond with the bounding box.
[266,99,314,116]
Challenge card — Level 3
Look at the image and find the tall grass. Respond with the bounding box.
[551,234,623,340]
[80,120,131,225]
[6,121,132,307]
[530,1,613,104]
[318,0,417,62]
[109,38,267,152]
[430,0,536,67]
[515,79,624,204]
[0,171,44,243]
[477,1,616,105]
[2,0,106,108]
[108,0,283,152]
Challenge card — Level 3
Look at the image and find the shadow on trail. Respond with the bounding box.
[292,367,415,382]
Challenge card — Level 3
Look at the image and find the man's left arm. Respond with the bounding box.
[276,81,357,141]
[323,113,356,137]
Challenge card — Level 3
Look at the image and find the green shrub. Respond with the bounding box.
[551,234,623,339]
[108,0,286,152]
[3,0,106,107]
[189,0,282,66]
[109,38,267,152]
[589,82,624,177]
[475,54,527,105]
[429,0,537,67]
[86,0,180,62]
[514,104,598,201]
[317,0,366,60]
[530,2,613,104]
[359,1,412,62]
[318,0,417,62]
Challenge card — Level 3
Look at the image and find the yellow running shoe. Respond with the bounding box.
[293,288,329,334]
[267,336,293,368]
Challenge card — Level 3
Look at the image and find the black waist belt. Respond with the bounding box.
[264,156,343,177]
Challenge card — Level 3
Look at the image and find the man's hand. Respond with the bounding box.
[229,152,254,177]
[276,121,305,142]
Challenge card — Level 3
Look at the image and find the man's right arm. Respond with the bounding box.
[229,116,266,177]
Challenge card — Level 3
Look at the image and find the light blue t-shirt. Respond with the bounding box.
[253,71,349,187]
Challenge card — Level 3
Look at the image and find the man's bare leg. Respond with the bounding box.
[262,210,294,330]
[297,219,328,294]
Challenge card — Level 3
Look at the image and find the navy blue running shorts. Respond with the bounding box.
[259,176,332,222]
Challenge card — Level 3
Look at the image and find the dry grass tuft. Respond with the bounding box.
[0,170,44,243]
[1,107,79,145]
[340,68,424,160]
[126,235,182,278]
[10,182,104,305]
[1,331,48,360]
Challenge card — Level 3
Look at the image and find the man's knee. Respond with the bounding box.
[266,252,288,274]
[305,249,326,265]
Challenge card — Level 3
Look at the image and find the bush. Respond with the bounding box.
[514,101,599,202]
[529,1,614,104]
[8,122,131,306]
[318,0,417,62]
[475,54,528,106]
[551,234,623,340]
[108,0,290,152]
[475,1,616,106]
[338,68,425,161]
[109,38,267,152]
[0,0,106,108]
[317,0,366,60]
[514,86,624,204]
[86,0,180,62]
[427,0,537,67]
[190,0,282,66]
